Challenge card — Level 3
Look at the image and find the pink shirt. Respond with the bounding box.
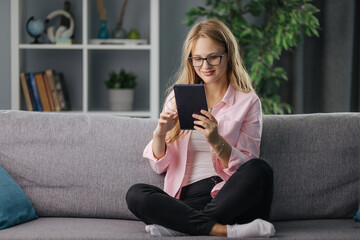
[143,84,263,199]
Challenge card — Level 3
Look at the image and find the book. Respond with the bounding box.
[55,38,72,45]
[42,72,55,111]
[28,73,42,111]
[45,69,61,112]
[53,72,71,111]
[34,72,51,112]
[20,73,33,111]
[25,73,37,110]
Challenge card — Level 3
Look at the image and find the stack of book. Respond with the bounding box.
[20,70,71,112]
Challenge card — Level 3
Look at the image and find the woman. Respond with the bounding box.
[126,19,275,238]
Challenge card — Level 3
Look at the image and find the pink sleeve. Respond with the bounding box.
[222,98,263,176]
[143,140,171,174]
[142,92,177,174]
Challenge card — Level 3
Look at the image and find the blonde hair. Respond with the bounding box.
[165,19,255,143]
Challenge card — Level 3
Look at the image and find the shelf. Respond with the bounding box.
[87,110,151,117]
[87,44,151,50]
[19,44,84,50]
[11,0,159,119]
[19,44,151,51]
[39,110,151,117]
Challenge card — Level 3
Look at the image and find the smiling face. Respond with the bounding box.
[191,37,228,86]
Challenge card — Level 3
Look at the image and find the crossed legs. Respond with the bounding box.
[126,158,274,236]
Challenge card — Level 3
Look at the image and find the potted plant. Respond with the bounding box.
[105,68,137,111]
[185,0,320,114]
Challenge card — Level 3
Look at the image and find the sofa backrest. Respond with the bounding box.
[261,113,360,221]
[0,111,359,221]
[0,110,161,220]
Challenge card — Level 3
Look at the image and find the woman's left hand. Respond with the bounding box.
[193,110,221,145]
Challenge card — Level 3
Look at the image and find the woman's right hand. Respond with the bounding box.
[152,110,178,160]
[154,110,178,138]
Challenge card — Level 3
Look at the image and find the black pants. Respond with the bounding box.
[126,158,273,236]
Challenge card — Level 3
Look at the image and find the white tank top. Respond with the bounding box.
[182,130,218,187]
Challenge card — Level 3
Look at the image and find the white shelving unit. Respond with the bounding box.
[11,0,159,118]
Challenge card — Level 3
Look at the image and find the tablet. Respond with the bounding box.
[173,84,208,130]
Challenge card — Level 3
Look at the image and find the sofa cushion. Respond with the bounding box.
[0,218,150,240]
[261,113,360,221]
[0,217,358,240]
[0,165,37,229]
[0,111,161,220]
[272,219,360,240]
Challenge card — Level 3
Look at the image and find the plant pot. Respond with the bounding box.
[108,88,134,111]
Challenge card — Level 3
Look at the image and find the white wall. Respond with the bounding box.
[0,0,204,111]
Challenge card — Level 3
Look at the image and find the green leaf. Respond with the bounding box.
[304,27,311,36]
[275,27,283,45]
[264,54,274,66]
[240,28,253,38]
[184,16,195,26]
[251,61,262,73]
[274,67,288,80]
[311,28,320,37]
[302,3,320,14]
[278,13,285,22]
[198,6,206,11]
[105,68,137,89]
[282,38,289,50]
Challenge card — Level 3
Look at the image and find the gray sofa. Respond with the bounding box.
[0,110,359,240]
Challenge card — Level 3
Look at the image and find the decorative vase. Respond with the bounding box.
[111,23,127,39]
[98,20,109,39]
[108,88,134,111]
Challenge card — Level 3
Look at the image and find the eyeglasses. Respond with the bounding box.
[188,52,227,67]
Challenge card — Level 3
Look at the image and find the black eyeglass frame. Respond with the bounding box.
[188,52,227,67]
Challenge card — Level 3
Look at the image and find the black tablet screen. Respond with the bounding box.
[173,84,208,130]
